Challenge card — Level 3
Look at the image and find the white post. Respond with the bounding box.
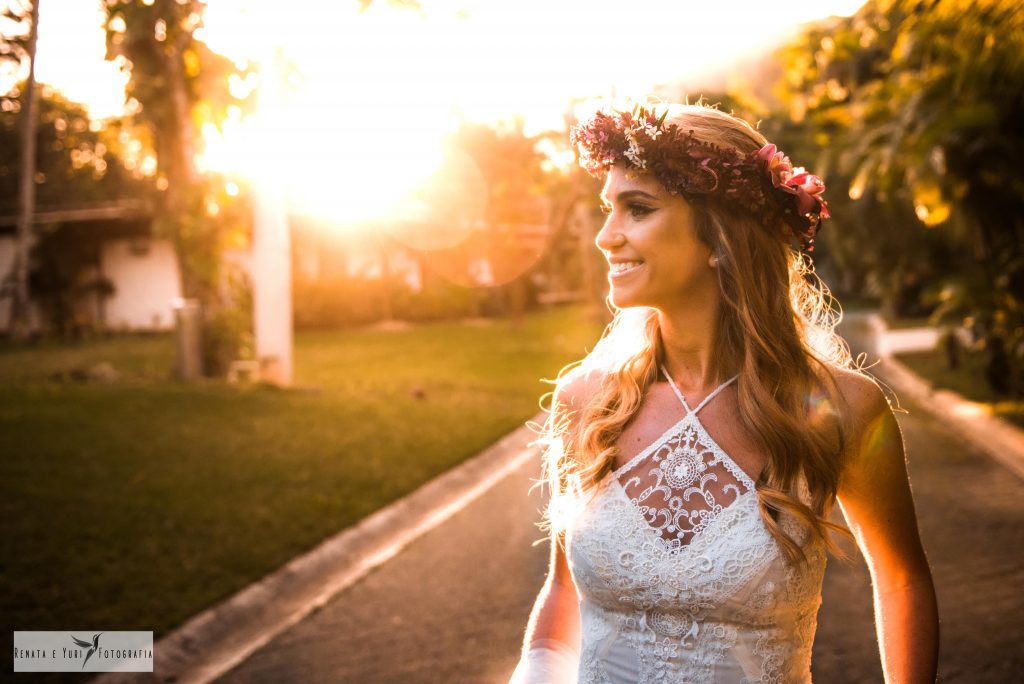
[172,298,203,381]
[251,49,293,385]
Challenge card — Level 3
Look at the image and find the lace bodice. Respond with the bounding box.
[565,367,827,683]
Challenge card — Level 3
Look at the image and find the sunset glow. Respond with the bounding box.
[23,0,867,223]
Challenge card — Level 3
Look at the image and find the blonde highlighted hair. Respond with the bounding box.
[536,104,859,564]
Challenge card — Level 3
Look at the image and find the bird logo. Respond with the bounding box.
[70,633,102,670]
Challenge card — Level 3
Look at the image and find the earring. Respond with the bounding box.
[709,255,720,267]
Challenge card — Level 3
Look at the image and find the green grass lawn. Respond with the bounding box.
[895,347,1024,429]
[0,306,605,640]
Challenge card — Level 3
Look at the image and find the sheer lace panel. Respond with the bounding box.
[612,368,752,553]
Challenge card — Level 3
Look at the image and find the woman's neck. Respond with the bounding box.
[656,300,729,393]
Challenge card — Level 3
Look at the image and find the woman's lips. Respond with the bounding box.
[609,260,644,279]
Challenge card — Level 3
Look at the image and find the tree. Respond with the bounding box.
[103,0,252,373]
[0,0,38,337]
[775,0,1024,393]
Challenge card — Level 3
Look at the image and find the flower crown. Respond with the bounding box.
[569,105,830,252]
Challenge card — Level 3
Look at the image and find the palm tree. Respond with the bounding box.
[3,0,39,338]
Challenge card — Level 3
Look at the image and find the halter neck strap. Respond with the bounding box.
[660,364,739,417]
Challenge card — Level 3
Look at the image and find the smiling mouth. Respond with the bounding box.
[609,261,644,278]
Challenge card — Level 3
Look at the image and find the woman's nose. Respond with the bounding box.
[595,217,626,252]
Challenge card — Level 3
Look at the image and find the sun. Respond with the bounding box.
[194,1,462,226]
[197,94,450,227]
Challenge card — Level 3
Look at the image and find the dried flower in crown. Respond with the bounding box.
[569,104,831,252]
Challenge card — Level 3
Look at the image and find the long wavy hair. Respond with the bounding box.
[536,104,860,564]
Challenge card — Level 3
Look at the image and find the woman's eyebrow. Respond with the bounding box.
[600,190,660,203]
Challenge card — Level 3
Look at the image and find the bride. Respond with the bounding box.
[510,103,939,683]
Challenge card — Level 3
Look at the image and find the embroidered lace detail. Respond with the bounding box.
[565,369,826,683]
[616,415,756,552]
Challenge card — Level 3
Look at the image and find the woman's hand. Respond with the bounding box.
[509,637,580,684]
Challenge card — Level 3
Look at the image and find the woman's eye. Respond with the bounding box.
[628,203,654,218]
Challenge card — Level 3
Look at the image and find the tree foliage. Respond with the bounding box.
[775,0,1024,393]
[0,86,148,213]
[104,0,245,194]
[0,0,31,109]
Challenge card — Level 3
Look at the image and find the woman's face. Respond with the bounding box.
[596,165,718,311]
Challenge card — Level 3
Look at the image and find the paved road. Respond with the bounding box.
[217,383,1024,683]
[216,435,547,683]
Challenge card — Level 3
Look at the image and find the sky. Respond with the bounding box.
[17,0,867,222]
[28,0,866,123]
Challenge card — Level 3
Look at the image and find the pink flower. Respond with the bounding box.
[784,169,827,215]
[755,143,776,163]
[789,169,825,196]
[756,144,829,217]
[756,143,794,188]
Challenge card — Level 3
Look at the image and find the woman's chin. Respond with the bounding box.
[608,287,643,310]
[610,285,666,310]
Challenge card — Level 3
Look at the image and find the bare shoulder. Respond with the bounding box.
[828,366,893,435]
[552,365,606,414]
[825,365,904,482]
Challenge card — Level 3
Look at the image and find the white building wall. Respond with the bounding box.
[101,237,182,330]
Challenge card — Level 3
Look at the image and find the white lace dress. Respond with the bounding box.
[565,368,827,683]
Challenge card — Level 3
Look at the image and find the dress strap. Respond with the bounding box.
[660,364,739,417]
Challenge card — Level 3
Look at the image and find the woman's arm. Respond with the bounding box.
[509,531,581,683]
[520,531,582,651]
[511,375,594,683]
[835,372,939,684]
